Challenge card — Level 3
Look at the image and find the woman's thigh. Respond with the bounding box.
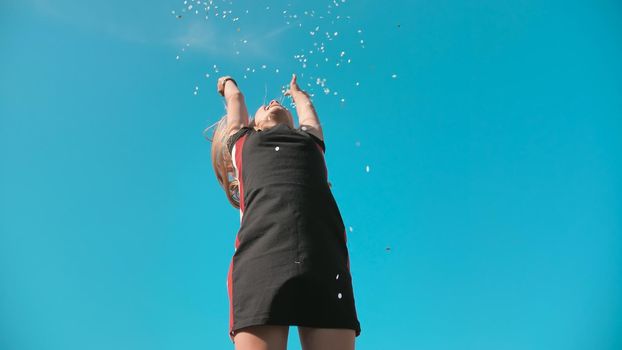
[297,326,355,350]
[233,325,289,350]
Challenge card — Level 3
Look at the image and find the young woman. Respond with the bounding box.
[208,74,361,350]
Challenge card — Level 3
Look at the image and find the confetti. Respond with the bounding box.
[365,165,370,172]
[173,0,368,105]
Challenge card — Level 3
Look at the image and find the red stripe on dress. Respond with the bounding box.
[233,134,249,251]
[227,258,234,338]
[229,133,248,340]
[345,227,351,271]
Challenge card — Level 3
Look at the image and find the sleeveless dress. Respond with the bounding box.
[224,123,361,343]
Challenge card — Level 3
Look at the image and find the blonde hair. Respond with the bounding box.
[204,116,255,209]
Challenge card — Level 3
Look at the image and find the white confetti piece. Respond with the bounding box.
[392,74,397,79]
[336,274,340,279]
[365,165,370,172]
[337,293,342,299]
[275,146,280,151]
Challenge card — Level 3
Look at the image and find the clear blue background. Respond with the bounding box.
[1,1,621,349]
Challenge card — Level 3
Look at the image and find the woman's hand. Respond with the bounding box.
[284,74,309,100]
[217,76,237,96]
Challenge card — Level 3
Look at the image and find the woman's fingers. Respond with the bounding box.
[290,74,299,90]
[288,73,303,95]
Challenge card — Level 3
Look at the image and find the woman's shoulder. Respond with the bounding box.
[295,125,325,153]
[226,126,254,154]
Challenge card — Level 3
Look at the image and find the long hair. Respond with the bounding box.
[204,116,255,209]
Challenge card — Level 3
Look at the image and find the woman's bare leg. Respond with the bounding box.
[297,326,355,350]
[233,325,289,350]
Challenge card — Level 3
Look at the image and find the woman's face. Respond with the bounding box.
[254,100,294,129]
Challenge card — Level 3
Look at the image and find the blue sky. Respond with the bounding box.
[1,0,621,349]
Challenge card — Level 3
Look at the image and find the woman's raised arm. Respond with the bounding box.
[217,76,249,136]
[285,74,324,141]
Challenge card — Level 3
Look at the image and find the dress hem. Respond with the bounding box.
[229,317,361,343]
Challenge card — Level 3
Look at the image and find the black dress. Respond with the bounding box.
[224,123,361,343]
